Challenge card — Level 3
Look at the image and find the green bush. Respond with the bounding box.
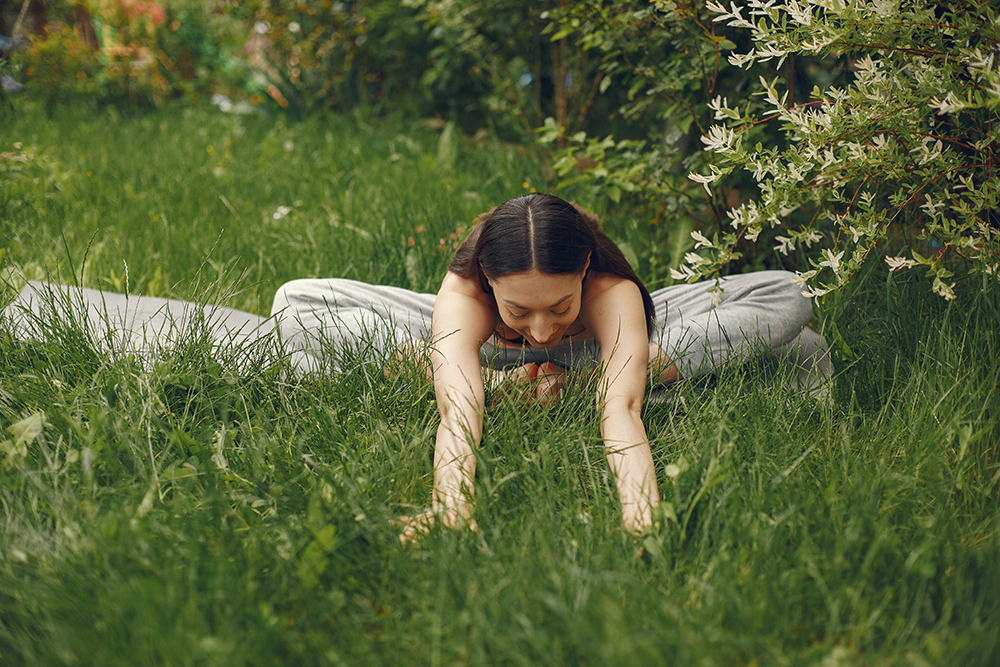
[534,0,807,284]
[230,0,431,116]
[19,22,103,110]
[680,0,1000,299]
[230,0,635,138]
[16,0,248,111]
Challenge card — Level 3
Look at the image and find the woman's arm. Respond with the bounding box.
[427,273,495,526]
[580,279,660,532]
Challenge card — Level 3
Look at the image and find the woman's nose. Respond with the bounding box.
[527,319,558,343]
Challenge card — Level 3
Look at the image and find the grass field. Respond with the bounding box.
[1,106,999,666]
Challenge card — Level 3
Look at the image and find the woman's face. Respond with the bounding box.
[488,267,587,348]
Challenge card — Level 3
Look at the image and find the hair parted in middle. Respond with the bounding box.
[449,193,655,336]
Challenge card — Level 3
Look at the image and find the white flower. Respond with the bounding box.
[211,94,233,113]
[921,194,943,217]
[708,95,739,120]
[802,285,831,299]
[272,206,292,220]
[776,235,795,256]
[885,256,916,271]
[728,51,756,68]
[916,138,944,166]
[785,0,813,26]
[691,230,714,249]
[790,269,818,286]
[701,125,737,153]
[288,21,301,33]
[854,55,879,74]
[706,1,754,29]
[964,47,995,74]
[684,251,706,265]
[284,140,295,152]
[932,276,957,300]
[254,21,270,35]
[688,171,717,196]
[928,91,967,115]
[819,249,845,273]
[801,230,822,248]
[670,265,698,281]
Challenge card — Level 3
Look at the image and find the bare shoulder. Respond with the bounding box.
[433,271,496,340]
[581,272,639,307]
[438,271,488,301]
[580,274,647,364]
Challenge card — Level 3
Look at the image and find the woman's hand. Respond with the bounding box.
[394,506,479,544]
[493,362,567,406]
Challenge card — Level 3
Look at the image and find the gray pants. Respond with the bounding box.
[270,272,831,386]
[5,281,274,364]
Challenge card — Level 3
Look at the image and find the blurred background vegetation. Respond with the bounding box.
[4,1,996,290]
[1,0,827,284]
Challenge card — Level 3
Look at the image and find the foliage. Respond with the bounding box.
[230,0,431,116]
[152,0,249,99]
[233,0,616,138]
[404,0,616,141]
[534,0,801,285]
[15,0,248,111]
[679,0,1000,299]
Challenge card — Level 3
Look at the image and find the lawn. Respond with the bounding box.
[1,106,998,666]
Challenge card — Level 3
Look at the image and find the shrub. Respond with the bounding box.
[407,0,619,141]
[16,0,248,111]
[680,0,1000,299]
[535,0,796,283]
[231,0,431,116]
[18,21,102,110]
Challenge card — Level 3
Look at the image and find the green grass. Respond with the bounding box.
[1,106,999,666]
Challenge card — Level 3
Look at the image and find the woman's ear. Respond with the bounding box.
[582,252,592,276]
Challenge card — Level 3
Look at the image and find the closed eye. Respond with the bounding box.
[509,307,570,319]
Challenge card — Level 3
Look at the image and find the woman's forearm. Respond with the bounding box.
[432,413,479,518]
[600,400,659,531]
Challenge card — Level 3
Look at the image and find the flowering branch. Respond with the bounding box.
[679,0,1000,300]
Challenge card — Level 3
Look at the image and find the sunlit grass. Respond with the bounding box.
[1,105,998,666]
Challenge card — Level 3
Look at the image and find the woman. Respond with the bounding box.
[271,193,830,537]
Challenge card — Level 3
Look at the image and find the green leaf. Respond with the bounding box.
[298,525,338,589]
[551,27,573,41]
[8,411,45,448]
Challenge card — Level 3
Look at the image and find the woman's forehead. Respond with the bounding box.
[491,271,581,308]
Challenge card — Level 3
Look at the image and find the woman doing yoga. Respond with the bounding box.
[270,193,829,539]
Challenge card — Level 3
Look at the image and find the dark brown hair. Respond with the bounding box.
[449,193,654,336]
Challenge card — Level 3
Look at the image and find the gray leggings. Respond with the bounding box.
[270,271,830,384]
